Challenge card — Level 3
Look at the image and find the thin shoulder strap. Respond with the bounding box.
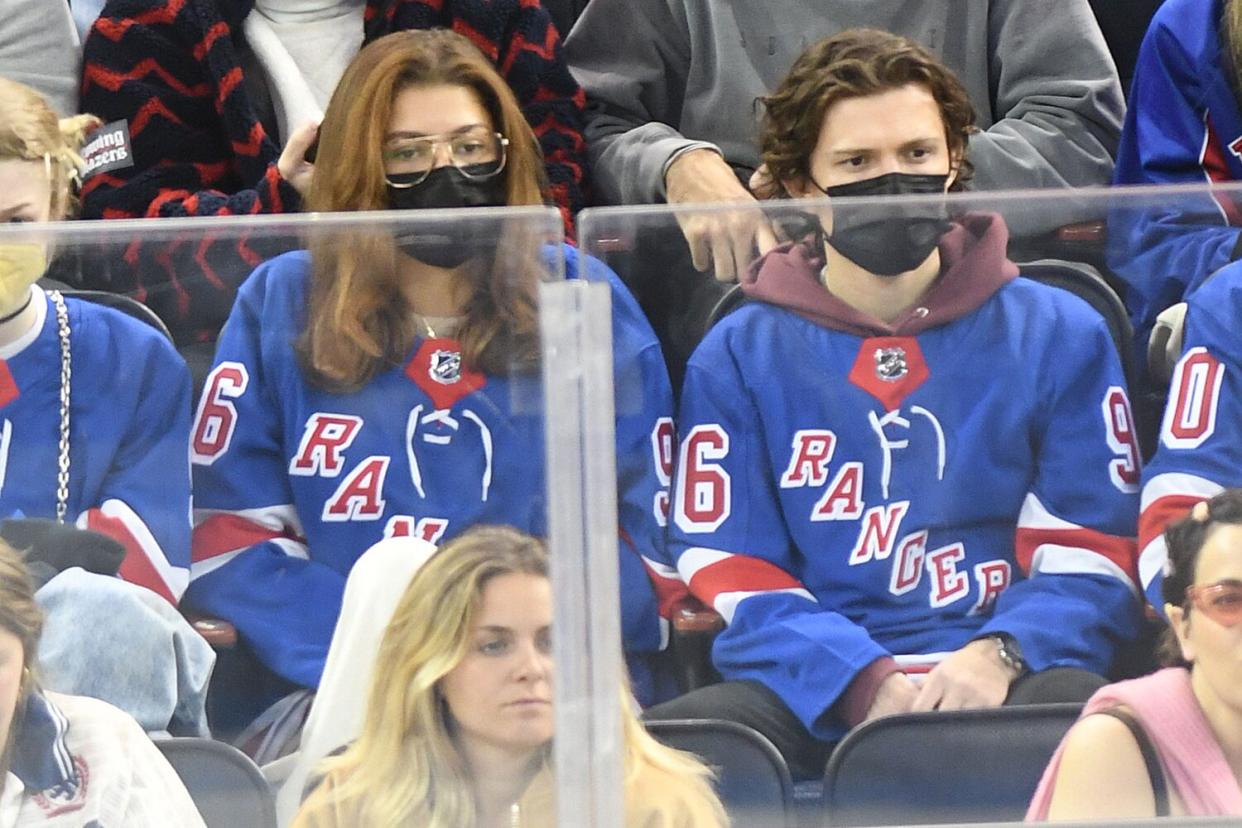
[1097,707,1170,817]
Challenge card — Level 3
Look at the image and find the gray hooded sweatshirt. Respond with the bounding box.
[566,0,1124,205]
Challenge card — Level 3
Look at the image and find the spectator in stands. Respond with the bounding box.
[290,525,726,828]
[650,29,1143,780]
[0,76,209,735]
[565,0,1122,382]
[0,0,81,118]
[186,29,676,729]
[1136,232,1242,611]
[1029,490,1242,819]
[0,541,206,826]
[1109,0,1242,346]
[77,0,586,344]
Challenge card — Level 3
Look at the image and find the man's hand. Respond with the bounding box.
[911,638,1017,713]
[278,121,319,199]
[863,672,919,722]
[664,149,778,282]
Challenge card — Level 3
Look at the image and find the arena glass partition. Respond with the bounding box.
[578,181,1242,828]
[0,206,646,828]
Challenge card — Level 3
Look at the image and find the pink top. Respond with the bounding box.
[1027,668,1242,819]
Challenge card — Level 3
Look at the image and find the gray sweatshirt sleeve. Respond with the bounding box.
[0,0,81,118]
[566,0,711,205]
[970,0,1125,190]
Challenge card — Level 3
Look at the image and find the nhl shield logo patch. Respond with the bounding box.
[848,336,929,411]
[429,349,463,385]
[874,347,908,382]
[406,338,486,410]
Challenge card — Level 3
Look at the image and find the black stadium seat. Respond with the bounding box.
[646,719,796,828]
[821,704,1082,827]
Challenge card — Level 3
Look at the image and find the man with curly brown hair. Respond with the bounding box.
[648,30,1142,781]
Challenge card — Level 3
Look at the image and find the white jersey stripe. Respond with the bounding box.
[1139,536,1169,592]
[192,503,304,535]
[1028,543,1138,596]
[676,546,733,583]
[713,587,816,625]
[80,498,189,599]
[1140,472,1223,511]
[1016,493,1081,531]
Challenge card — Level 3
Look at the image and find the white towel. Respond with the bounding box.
[274,535,437,827]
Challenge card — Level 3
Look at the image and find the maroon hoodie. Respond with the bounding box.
[741,212,1019,337]
[738,211,1019,726]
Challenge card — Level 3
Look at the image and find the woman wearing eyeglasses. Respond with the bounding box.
[1028,489,1242,820]
[185,29,678,733]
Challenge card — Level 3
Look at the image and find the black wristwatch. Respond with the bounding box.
[986,633,1027,678]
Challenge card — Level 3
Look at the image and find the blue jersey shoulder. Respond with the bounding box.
[66,294,184,370]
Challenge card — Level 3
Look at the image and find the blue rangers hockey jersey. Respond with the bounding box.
[669,215,1143,740]
[1110,0,1242,337]
[1138,262,1242,612]
[185,246,676,694]
[0,286,192,603]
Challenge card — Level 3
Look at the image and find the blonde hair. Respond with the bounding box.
[300,526,727,828]
[0,540,43,784]
[305,525,549,826]
[1228,1,1242,96]
[0,78,102,219]
[299,29,544,392]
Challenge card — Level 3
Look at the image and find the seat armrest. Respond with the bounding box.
[187,613,238,649]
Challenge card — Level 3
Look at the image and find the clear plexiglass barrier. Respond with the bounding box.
[0,206,644,828]
[575,182,1242,828]
[1,183,1241,828]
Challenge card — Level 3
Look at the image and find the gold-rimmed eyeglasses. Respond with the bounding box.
[384,127,509,187]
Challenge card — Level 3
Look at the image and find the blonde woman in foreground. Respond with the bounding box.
[291,525,727,828]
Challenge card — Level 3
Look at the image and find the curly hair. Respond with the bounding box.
[757,28,977,198]
[1157,489,1242,667]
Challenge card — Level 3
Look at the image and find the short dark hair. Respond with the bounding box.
[1157,489,1242,666]
[757,28,977,197]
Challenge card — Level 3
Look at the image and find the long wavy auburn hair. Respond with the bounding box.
[299,29,547,392]
[300,525,728,827]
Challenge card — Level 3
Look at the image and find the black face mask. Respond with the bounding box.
[387,164,507,269]
[816,172,950,276]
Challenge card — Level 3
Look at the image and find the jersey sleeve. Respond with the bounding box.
[1138,269,1242,612]
[605,265,679,657]
[77,326,193,607]
[976,307,1142,673]
[1106,7,1242,331]
[184,261,345,689]
[669,343,889,740]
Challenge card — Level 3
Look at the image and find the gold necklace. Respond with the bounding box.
[413,313,437,339]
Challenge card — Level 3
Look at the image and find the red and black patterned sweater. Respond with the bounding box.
[78,0,586,343]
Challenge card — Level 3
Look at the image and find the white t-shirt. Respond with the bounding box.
[0,692,204,828]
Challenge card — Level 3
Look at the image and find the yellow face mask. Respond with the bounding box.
[0,243,46,314]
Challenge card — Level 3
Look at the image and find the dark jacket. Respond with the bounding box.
[79,0,586,342]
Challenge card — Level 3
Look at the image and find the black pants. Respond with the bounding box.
[644,668,1105,781]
